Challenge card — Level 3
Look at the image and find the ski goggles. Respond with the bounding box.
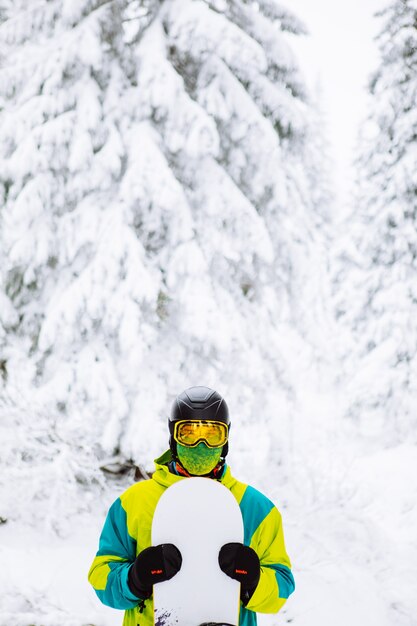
[173,420,229,448]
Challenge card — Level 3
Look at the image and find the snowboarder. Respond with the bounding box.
[88,386,295,626]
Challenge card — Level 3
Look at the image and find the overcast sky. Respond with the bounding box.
[288,0,388,213]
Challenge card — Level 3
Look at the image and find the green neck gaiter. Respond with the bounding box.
[176,442,223,476]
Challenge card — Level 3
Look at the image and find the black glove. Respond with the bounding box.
[219,543,260,605]
[128,544,182,599]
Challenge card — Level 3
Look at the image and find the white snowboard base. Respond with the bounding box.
[152,478,244,626]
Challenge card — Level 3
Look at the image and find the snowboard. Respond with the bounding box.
[152,477,244,626]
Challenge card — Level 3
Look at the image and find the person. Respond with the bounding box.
[88,386,295,626]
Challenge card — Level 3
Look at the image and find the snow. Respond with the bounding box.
[260,442,417,626]
[0,515,121,626]
[2,438,416,625]
[1,1,416,625]
[287,0,386,217]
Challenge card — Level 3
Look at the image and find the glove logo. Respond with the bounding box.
[235,569,248,575]
[152,569,163,575]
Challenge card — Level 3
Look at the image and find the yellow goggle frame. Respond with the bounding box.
[173,420,228,449]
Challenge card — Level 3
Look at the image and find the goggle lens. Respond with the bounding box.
[174,420,228,448]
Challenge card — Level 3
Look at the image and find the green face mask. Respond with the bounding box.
[177,442,223,476]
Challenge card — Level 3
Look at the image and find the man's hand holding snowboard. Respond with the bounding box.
[128,544,183,599]
[128,538,261,609]
[219,542,261,605]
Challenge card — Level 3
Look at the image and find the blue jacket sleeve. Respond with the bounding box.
[239,486,295,615]
[88,498,139,609]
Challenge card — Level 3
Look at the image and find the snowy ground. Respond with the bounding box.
[1,444,416,626]
[0,487,128,626]
[276,444,417,626]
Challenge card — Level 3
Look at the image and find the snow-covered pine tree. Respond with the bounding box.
[0,0,332,523]
[0,0,141,531]
[335,0,417,442]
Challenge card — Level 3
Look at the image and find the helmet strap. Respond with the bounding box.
[169,434,179,462]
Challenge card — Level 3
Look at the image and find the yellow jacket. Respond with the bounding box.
[88,451,294,626]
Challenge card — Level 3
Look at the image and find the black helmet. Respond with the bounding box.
[169,386,230,458]
[170,386,230,425]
